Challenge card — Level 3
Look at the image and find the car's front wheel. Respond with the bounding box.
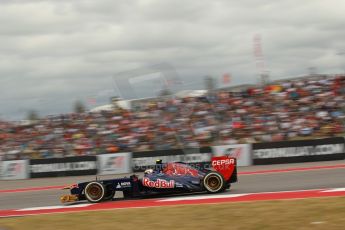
[203,172,226,193]
[103,188,115,201]
[84,182,105,203]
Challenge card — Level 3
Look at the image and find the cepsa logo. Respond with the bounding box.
[212,158,235,166]
[142,178,175,189]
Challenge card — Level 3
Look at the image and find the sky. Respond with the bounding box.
[1,0,345,120]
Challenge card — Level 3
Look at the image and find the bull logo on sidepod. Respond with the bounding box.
[142,178,175,188]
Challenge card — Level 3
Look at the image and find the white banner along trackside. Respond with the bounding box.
[253,144,344,159]
[1,160,29,180]
[97,152,132,175]
[212,144,252,166]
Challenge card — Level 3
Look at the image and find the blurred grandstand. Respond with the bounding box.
[1,74,345,160]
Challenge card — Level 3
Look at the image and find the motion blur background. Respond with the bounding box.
[1,0,345,161]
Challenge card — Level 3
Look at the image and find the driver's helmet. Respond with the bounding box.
[144,169,154,175]
[155,159,163,172]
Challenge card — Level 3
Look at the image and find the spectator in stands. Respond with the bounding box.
[0,75,344,159]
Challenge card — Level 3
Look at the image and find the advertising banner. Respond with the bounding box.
[1,160,29,180]
[98,152,132,175]
[212,144,252,166]
[252,137,345,165]
[30,156,97,178]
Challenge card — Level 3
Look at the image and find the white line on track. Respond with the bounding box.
[157,187,345,202]
[18,204,92,211]
[157,193,249,202]
[12,187,345,212]
[320,187,345,192]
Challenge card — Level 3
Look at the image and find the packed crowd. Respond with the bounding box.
[1,75,345,160]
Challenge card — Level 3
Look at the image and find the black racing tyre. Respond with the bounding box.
[203,172,226,193]
[103,189,115,201]
[84,182,106,203]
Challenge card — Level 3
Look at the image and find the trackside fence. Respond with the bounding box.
[1,137,344,180]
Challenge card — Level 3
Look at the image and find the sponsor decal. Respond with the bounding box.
[212,158,235,166]
[115,181,131,189]
[212,144,252,167]
[142,177,175,189]
[163,163,199,177]
[211,156,236,181]
[253,144,344,159]
[120,182,131,187]
[175,182,183,188]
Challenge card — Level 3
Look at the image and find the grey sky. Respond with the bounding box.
[1,0,345,120]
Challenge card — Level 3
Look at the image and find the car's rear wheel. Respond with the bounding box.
[85,182,105,203]
[203,172,225,193]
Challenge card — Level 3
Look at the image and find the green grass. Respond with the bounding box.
[0,197,344,230]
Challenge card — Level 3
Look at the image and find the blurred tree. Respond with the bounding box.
[27,110,40,121]
[74,100,86,113]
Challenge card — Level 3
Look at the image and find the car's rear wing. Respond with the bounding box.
[211,156,237,183]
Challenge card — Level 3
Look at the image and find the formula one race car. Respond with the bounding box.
[60,156,237,203]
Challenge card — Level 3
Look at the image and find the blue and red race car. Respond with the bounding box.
[60,155,237,203]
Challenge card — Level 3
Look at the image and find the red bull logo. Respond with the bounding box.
[142,178,175,188]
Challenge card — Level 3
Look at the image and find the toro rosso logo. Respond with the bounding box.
[142,178,175,188]
[212,158,235,166]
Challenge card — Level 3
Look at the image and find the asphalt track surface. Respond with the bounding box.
[0,160,344,210]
